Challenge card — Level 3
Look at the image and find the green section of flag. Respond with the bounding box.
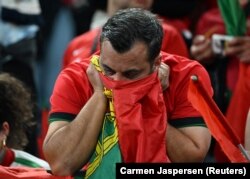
[85,113,122,179]
[218,0,247,36]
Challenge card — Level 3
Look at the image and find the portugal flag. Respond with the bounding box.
[85,56,169,179]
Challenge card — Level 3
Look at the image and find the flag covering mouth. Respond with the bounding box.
[85,55,169,179]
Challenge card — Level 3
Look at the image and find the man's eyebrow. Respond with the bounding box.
[102,63,115,72]
[122,69,142,74]
[101,62,142,74]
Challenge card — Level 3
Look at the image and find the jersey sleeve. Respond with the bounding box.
[167,61,213,126]
[49,62,92,123]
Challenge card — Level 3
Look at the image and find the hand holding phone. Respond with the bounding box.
[211,34,234,56]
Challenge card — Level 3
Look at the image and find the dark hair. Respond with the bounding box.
[0,73,34,149]
[100,8,163,64]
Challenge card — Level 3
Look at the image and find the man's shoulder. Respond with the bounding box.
[62,57,90,77]
[161,52,202,70]
[161,52,208,86]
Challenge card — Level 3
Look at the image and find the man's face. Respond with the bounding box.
[100,41,155,81]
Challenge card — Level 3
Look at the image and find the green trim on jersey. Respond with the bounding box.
[169,117,206,128]
[49,112,76,123]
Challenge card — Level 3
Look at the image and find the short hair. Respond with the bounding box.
[0,73,34,149]
[100,8,163,64]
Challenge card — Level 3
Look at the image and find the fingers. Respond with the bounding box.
[238,50,250,63]
[87,64,104,92]
[158,63,170,90]
[225,37,250,60]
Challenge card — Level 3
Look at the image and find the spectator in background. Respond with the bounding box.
[62,0,189,69]
[151,0,217,48]
[0,0,43,156]
[190,0,250,113]
[0,73,49,169]
[190,0,250,162]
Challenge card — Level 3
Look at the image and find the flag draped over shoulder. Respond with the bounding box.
[86,56,169,178]
[187,75,248,162]
[216,0,250,161]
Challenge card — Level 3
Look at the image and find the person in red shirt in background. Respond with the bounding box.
[190,0,250,162]
[62,0,189,69]
[151,0,218,49]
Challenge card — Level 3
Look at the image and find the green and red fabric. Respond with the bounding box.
[214,0,250,162]
[91,55,168,163]
[1,148,50,169]
[84,55,169,179]
[49,51,213,178]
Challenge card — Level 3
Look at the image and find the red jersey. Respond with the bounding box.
[50,52,213,127]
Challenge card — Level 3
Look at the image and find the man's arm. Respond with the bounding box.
[163,63,213,162]
[166,124,211,162]
[43,64,107,176]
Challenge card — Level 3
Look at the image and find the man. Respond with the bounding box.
[62,0,189,69]
[43,8,212,178]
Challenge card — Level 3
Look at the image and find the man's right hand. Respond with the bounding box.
[87,63,104,92]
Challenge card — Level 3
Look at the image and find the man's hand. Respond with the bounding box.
[158,62,170,90]
[87,63,104,92]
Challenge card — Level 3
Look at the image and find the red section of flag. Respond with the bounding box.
[100,72,169,163]
[187,75,248,162]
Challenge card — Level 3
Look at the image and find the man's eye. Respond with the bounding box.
[124,71,140,79]
[104,69,115,76]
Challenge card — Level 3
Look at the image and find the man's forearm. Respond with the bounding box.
[43,92,107,175]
